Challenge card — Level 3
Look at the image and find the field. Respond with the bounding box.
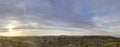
[0,36,120,47]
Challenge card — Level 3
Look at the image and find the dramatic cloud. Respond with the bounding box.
[0,0,119,36]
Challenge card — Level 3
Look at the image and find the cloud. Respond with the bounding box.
[92,13,120,28]
[0,0,96,29]
[25,0,96,29]
[90,0,120,36]
[0,0,120,36]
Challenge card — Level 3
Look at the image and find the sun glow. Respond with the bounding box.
[0,21,25,36]
[7,24,15,32]
[0,31,23,36]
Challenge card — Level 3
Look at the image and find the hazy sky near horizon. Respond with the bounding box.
[0,0,120,36]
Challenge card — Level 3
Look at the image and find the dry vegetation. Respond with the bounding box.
[0,36,120,47]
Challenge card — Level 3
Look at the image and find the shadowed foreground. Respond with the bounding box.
[0,36,120,47]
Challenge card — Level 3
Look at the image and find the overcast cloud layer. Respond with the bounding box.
[0,0,120,36]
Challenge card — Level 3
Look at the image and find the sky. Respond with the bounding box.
[0,0,120,36]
